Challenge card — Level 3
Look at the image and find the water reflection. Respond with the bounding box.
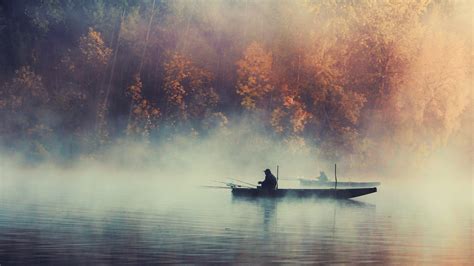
[229,196,379,263]
[231,197,278,235]
[0,184,471,264]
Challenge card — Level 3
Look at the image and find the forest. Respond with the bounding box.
[0,0,471,170]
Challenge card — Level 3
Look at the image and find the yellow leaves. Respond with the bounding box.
[151,108,160,116]
[58,28,113,142]
[241,97,256,110]
[126,74,161,138]
[385,21,471,154]
[291,107,312,133]
[126,75,144,102]
[247,76,256,85]
[163,51,217,121]
[271,108,286,133]
[133,106,142,115]
[79,27,112,67]
[269,82,313,135]
[0,66,52,145]
[304,47,340,88]
[1,66,49,111]
[283,96,295,107]
[236,42,274,110]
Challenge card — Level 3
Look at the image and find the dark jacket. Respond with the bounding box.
[261,172,277,190]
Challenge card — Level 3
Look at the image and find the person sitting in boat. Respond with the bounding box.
[258,169,278,190]
[319,171,328,182]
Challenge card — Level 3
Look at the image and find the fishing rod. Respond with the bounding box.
[199,185,232,189]
[212,180,253,188]
[227,178,256,188]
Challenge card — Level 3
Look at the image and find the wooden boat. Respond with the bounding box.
[231,187,377,199]
[228,164,377,199]
[299,179,381,188]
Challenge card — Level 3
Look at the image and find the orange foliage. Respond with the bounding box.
[79,28,112,67]
[0,66,49,111]
[384,22,470,154]
[0,66,51,145]
[236,42,274,110]
[126,75,161,138]
[163,52,219,124]
[0,0,471,165]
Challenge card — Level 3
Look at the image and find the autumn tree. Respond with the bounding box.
[0,66,51,156]
[126,74,160,139]
[79,27,112,69]
[383,16,471,156]
[236,42,274,110]
[0,0,470,167]
[163,52,220,128]
[270,84,312,135]
[302,0,433,162]
[59,27,112,143]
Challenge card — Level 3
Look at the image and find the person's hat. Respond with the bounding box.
[264,169,271,173]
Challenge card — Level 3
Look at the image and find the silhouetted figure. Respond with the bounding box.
[319,171,328,182]
[258,169,277,190]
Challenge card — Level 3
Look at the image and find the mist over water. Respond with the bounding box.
[0,131,472,264]
[0,175,471,264]
[0,0,473,264]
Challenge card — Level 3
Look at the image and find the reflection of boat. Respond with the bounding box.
[299,179,381,188]
[231,187,377,199]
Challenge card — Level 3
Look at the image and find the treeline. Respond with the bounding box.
[0,0,471,166]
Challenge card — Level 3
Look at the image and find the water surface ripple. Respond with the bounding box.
[0,182,471,264]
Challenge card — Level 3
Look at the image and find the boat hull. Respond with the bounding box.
[299,179,381,188]
[232,187,377,199]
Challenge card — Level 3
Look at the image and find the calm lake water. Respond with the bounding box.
[0,176,472,264]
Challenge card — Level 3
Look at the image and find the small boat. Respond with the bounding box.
[299,179,381,188]
[299,168,380,188]
[224,164,377,199]
[231,187,377,199]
